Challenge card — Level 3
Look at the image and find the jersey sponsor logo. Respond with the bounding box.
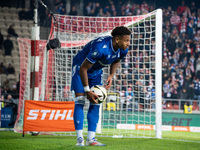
[103,45,107,48]
[27,109,73,120]
[91,49,99,58]
[112,55,116,58]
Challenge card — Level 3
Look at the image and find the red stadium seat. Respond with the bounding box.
[84,17,89,21]
[103,18,107,22]
[127,17,132,22]
[192,105,199,111]
[166,102,172,109]
[108,18,113,22]
[78,17,83,21]
[172,104,179,110]
[193,101,198,106]
[139,104,144,111]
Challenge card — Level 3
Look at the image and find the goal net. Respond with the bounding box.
[15,9,162,138]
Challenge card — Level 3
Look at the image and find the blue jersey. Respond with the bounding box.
[73,36,128,75]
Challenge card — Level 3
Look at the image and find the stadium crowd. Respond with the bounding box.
[0,0,200,111]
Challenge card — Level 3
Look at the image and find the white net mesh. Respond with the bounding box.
[15,10,162,138]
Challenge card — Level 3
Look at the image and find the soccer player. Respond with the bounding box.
[71,26,132,146]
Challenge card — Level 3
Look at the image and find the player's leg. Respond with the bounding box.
[86,73,105,146]
[74,94,85,146]
[71,66,85,146]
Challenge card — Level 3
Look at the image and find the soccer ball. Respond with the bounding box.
[90,85,107,103]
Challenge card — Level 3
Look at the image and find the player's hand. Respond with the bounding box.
[86,91,99,104]
[104,76,112,89]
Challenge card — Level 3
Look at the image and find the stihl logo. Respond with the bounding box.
[27,110,73,120]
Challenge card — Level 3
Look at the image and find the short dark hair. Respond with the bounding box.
[111,26,132,37]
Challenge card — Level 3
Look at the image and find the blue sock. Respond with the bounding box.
[87,105,100,132]
[73,104,84,130]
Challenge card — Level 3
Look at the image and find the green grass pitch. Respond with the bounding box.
[0,130,200,150]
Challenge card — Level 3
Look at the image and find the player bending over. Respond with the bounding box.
[71,26,132,146]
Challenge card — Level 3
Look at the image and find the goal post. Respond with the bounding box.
[15,9,162,138]
[155,9,162,139]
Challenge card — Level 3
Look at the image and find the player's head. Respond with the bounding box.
[111,26,132,50]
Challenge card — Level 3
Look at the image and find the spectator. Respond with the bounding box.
[182,56,188,68]
[184,7,192,18]
[196,70,200,79]
[1,86,5,94]
[94,2,101,16]
[0,29,4,49]
[5,94,16,107]
[197,14,200,32]
[170,11,180,29]
[172,26,179,35]
[171,83,179,105]
[84,2,92,16]
[181,32,187,43]
[190,12,197,28]
[133,4,141,16]
[170,54,178,66]
[0,62,7,74]
[176,38,184,52]
[166,6,172,16]
[68,6,78,16]
[140,1,149,13]
[11,84,18,99]
[193,33,200,42]
[177,18,187,37]
[188,82,195,105]
[104,10,111,17]
[163,80,171,98]
[187,19,194,40]
[179,88,188,108]
[4,86,11,99]
[177,0,186,15]
[188,60,195,78]
[60,7,66,15]
[163,28,170,42]
[97,8,104,17]
[89,8,96,16]
[190,2,197,14]
[8,25,18,37]
[163,12,171,24]
[185,64,192,77]
[58,2,64,14]
[183,39,192,61]
[54,5,60,14]
[166,34,176,56]
[18,7,26,20]
[194,78,200,100]
[7,64,15,74]
[25,7,34,20]
[179,61,185,70]
[184,76,191,91]
[178,72,185,90]
[5,94,18,127]
[3,35,13,56]
[196,58,200,74]
[162,100,167,109]
[54,0,60,7]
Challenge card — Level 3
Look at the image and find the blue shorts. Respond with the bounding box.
[71,65,103,93]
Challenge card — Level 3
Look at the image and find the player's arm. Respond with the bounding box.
[105,59,120,89]
[79,59,98,104]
